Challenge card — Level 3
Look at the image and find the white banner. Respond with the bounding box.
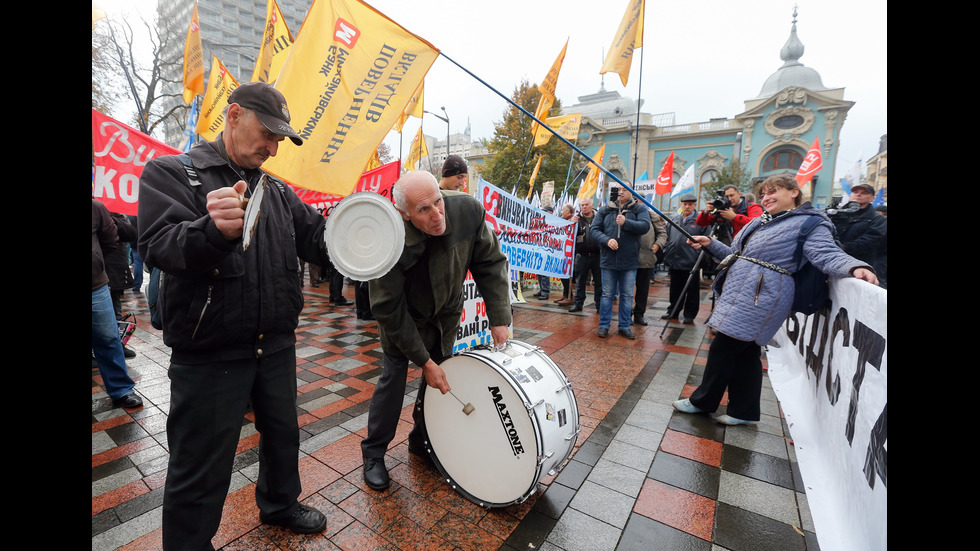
[451,266,518,354]
[477,177,576,279]
[766,278,887,551]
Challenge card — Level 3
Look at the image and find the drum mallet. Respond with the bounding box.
[449,390,475,415]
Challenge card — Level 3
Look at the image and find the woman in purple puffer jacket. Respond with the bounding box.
[673,174,878,425]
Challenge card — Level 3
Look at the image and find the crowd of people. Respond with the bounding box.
[92,82,886,549]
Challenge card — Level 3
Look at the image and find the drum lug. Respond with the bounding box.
[554,380,573,394]
[537,450,555,466]
[524,398,544,411]
[564,428,581,441]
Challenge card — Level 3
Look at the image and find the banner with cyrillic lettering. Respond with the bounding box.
[92,109,181,216]
[289,159,401,217]
[452,267,516,354]
[263,0,439,196]
[478,178,575,279]
[766,278,887,551]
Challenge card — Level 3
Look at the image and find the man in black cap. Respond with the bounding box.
[831,183,886,269]
[439,154,468,191]
[138,81,332,549]
[662,194,710,324]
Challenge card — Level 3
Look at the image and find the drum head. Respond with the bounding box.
[425,352,540,507]
[324,192,405,281]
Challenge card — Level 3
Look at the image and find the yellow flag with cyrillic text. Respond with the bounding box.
[250,0,294,84]
[533,113,582,148]
[578,144,605,202]
[530,39,568,137]
[182,1,205,104]
[195,55,240,141]
[526,155,544,201]
[600,0,644,87]
[404,126,428,170]
[263,0,440,195]
[394,81,424,133]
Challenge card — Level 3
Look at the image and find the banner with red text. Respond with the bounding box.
[478,177,575,279]
[766,278,887,551]
[92,109,181,216]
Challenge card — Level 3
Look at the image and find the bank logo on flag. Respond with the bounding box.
[335,18,360,48]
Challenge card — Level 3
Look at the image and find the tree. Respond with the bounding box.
[92,11,187,140]
[481,80,575,201]
[701,159,753,204]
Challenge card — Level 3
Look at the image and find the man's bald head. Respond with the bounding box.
[392,171,446,236]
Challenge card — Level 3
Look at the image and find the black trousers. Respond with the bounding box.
[573,253,602,307]
[667,268,701,320]
[633,267,653,320]
[689,332,763,421]
[162,347,301,551]
[361,346,445,460]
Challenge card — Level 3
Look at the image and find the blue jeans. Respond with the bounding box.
[92,284,136,400]
[599,268,636,329]
[537,274,551,295]
[131,248,144,290]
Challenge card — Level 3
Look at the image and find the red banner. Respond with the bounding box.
[289,160,401,218]
[92,109,181,216]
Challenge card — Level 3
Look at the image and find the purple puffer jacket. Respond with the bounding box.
[704,202,871,345]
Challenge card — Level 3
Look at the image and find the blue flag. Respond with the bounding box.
[178,100,199,152]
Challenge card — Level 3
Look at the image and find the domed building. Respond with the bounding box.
[568,7,853,210]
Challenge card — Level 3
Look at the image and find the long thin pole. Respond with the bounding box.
[439,52,695,240]
[630,45,645,185]
[515,123,535,189]
[564,139,578,188]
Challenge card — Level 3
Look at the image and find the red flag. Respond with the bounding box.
[795,137,823,186]
[656,152,674,195]
[92,109,182,216]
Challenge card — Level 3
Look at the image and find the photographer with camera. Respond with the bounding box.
[696,185,763,244]
[828,183,885,271]
[591,183,651,339]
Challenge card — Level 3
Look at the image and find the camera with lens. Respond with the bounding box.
[711,189,732,211]
[608,185,620,203]
[825,195,861,217]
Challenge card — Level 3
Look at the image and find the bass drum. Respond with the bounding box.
[422,340,580,508]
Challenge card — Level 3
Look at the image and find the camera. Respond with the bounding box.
[825,196,861,217]
[608,186,620,203]
[711,189,732,211]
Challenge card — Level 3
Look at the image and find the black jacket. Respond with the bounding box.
[137,136,331,363]
[105,211,136,291]
[591,198,651,271]
[832,204,885,267]
[92,200,118,291]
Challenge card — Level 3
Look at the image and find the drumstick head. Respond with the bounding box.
[462,403,475,415]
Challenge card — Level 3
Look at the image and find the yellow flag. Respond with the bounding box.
[403,127,428,170]
[264,0,440,195]
[530,39,568,138]
[533,113,582,148]
[526,156,543,201]
[251,0,294,84]
[364,150,381,172]
[600,0,644,87]
[394,81,424,133]
[195,55,240,141]
[578,144,605,202]
[182,1,205,104]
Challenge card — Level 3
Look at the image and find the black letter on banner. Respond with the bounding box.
[825,308,850,405]
[785,314,801,346]
[803,302,833,383]
[862,403,887,489]
[845,321,886,445]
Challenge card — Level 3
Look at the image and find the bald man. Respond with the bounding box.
[361,171,513,491]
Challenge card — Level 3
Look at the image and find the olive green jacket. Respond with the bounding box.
[369,191,512,366]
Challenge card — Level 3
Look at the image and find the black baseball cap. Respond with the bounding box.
[851,183,875,195]
[227,82,303,146]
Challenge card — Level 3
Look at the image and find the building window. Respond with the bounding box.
[763,150,803,171]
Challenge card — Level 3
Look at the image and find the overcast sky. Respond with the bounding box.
[100,0,886,182]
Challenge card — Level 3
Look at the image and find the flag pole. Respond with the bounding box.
[515,137,534,194]
[564,139,578,188]
[630,45,644,186]
[438,52,695,239]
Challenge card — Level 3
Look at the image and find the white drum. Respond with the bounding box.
[323,191,405,281]
[422,340,580,508]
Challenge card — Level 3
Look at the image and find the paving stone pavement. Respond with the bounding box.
[92,274,819,550]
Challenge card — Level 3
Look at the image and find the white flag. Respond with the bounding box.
[672,164,696,198]
[839,154,863,206]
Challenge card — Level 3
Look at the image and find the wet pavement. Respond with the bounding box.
[92,272,819,550]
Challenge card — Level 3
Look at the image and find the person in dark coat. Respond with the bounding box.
[662,195,711,324]
[831,183,886,270]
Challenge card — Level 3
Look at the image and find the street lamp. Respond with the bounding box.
[424,107,450,160]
